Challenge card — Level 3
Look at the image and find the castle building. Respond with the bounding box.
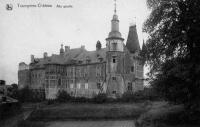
[18,4,144,99]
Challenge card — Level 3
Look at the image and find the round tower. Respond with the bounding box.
[106,0,125,98]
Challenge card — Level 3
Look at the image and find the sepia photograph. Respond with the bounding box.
[0,0,200,127]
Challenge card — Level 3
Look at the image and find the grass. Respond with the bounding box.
[135,101,200,127]
[17,120,46,127]
[28,102,149,121]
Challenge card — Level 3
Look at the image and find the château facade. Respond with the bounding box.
[18,8,144,99]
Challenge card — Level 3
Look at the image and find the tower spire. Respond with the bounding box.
[107,0,123,39]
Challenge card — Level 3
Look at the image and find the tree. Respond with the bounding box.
[7,83,18,98]
[143,0,200,111]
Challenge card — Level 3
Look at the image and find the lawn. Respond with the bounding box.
[28,102,150,121]
[135,101,200,127]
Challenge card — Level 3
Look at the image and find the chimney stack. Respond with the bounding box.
[96,40,102,51]
[81,45,85,49]
[31,55,34,63]
[65,46,70,52]
[43,52,48,58]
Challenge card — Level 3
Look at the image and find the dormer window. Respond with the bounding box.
[98,57,103,62]
[86,56,91,63]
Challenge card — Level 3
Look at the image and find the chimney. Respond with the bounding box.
[43,52,48,58]
[31,55,34,63]
[65,46,70,52]
[60,44,64,56]
[96,40,102,51]
[81,45,85,49]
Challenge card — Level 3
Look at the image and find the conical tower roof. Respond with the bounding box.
[126,25,140,53]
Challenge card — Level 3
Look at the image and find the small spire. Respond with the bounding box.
[60,44,64,55]
[114,0,117,14]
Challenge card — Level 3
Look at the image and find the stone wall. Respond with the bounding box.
[45,63,106,99]
[18,70,30,89]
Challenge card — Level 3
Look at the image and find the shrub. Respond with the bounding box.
[71,97,90,103]
[56,90,71,102]
[121,92,135,102]
[17,120,45,127]
[93,93,107,103]
[47,99,56,105]
[0,102,22,120]
[121,88,161,102]
[16,87,45,103]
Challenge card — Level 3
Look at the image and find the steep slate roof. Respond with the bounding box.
[126,25,141,53]
[31,47,107,67]
[73,48,107,64]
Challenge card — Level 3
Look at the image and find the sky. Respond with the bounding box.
[0,0,150,84]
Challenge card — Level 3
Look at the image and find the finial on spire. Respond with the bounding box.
[114,0,117,14]
[130,17,137,26]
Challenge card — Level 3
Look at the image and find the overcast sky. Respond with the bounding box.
[0,0,149,84]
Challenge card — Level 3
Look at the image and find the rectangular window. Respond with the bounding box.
[112,56,116,63]
[112,77,116,80]
[70,84,74,89]
[97,83,101,89]
[77,83,81,89]
[131,66,134,72]
[112,43,117,51]
[112,91,116,94]
[128,82,132,91]
[50,80,55,88]
[85,83,89,89]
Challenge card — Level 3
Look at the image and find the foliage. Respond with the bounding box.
[16,87,45,102]
[0,102,21,120]
[93,93,107,103]
[143,0,200,111]
[7,83,18,99]
[151,58,200,110]
[56,90,71,102]
[121,88,160,102]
